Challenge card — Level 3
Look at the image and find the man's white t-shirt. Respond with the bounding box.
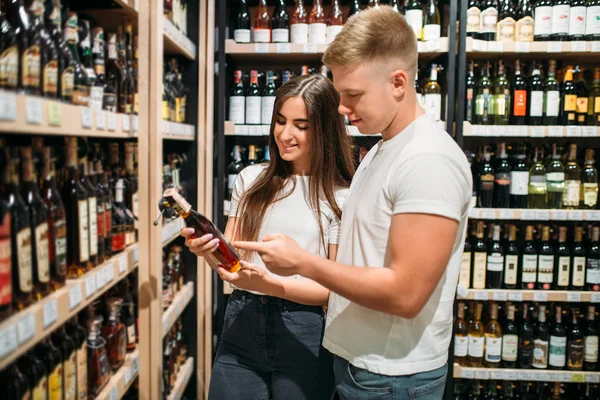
[229,164,347,293]
[323,115,473,376]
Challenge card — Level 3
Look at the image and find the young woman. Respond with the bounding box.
[181,74,355,399]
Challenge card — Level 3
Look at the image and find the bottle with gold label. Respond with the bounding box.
[454,302,469,366]
[36,338,63,400]
[18,350,48,400]
[53,326,77,400]
[515,0,534,41]
[568,308,585,371]
[45,0,70,102]
[561,66,577,126]
[576,67,589,126]
[7,0,41,94]
[0,0,18,91]
[492,61,511,125]
[63,12,90,106]
[496,0,515,41]
[591,68,600,126]
[29,0,58,99]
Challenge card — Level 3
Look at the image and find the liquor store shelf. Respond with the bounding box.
[164,17,196,60]
[167,357,195,400]
[162,282,194,338]
[0,244,140,370]
[463,122,600,138]
[466,37,600,56]
[224,121,364,137]
[163,219,186,246]
[162,120,196,141]
[95,349,140,400]
[453,363,600,383]
[0,92,139,138]
[468,208,600,221]
[456,288,600,303]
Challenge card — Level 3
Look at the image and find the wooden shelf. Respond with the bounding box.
[164,17,196,60]
[95,349,140,400]
[224,121,367,137]
[466,37,600,56]
[0,92,139,138]
[453,363,600,383]
[463,121,600,138]
[166,357,194,400]
[162,120,196,141]
[456,288,600,303]
[468,208,600,221]
[162,219,186,246]
[0,244,139,370]
[162,282,194,338]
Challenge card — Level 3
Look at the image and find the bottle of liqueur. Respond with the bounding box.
[468,302,485,367]
[533,304,550,369]
[502,304,519,368]
[62,138,89,278]
[291,0,309,44]
[79,19,103,111]
[102,298,127,371]
[104,33,120,112]
[29,0,58,98]
[63,12,90,106]
[572,226,586,290]
[528,65,544,125]
[37,338,63,400]
[549,305,567,369]
[479,0,499,41]
[534,0,553,40]
[475,62,492,125]
[261,71,276,125]
[515,0,534,41]
[511,60,527,125]
[18,350,47,400]
[527,147,547,209]
[54,325,77,400]
[586,226,600,291]
[44,0,68,101]
[245,70,261,125]
[555,226,571,290]
[466,61,476,122]
[484,302,503,368]
[487,224,504,289]
[459,234,472,289]
[538,226,555,290]
[92,27,107,103]
[157,188,242,272]
[327,0,344,44]
[79,150,98,269]
[547,143,565,209]
[568,308,585,371]
[112,179,127,253]
[561,67,578,126]
[473,221,488,289]
[466,0,481,38]
[563,144,581,209]
[510,143,529,208]
[494,143,511,208]
[584,306,598,371]
[521,226,538,289]
[424,64,442,121]
[582,149,598,209]
[478,147,494,208]
[66,317,87,400]
[492,61,511,125]
[405,0,424,40]
[497,0,516,41]
[519,304,535,368]
[586,0,600,39]
[504,225,519,289]
[544,60,561,125]
[308,0,326,44]
[20,147,50,301]
[253,0,271,43]
[422,0,441,42]
[6,0,41,94]
[551,0,571,41]
[271,0,289,43]
[88,317,111,396]
[0,0,18,91]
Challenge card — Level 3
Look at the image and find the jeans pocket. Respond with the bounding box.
[346,363,393,394]
[282,303,324,327]
[407,368,447,399]
[222,293,247,332]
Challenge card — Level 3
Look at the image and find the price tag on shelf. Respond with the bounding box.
[474,291,489,301]
[132,115,139,132]
[481,209,497,220]
[499,209,516,220]
[592,293,600,303]
[96,267,106,289]
[248,125,262,136]
[253,43,269,53]
[105,265,115,283]
[572,373,585,383]
[133,246,139,263]
[531,371,546,381]
[505,371,518,381]
[572,41,587,52]
[548,126,564,137]
[521,210,536,220]
[0,91,17,120]
[515,42,530,53]
[552,210,568,221]
[118,254,128,274]
[592,41,600,52]
[48,102,62,126]
[107,112,117,131]
[133,356,139,375]
[547,42,562,53]
[586,211,600,221]
[43,299,58,328]
[559,373,572,382]
[519,371,532,381]
[487,41,503,52]
[582,126,598,137]
[566,126,582,137]
[567,292,582,302]
[426,40,441,52]
[546,373,559,382]
[109,387,117,400]
[81,107,92,128]
[303,43,317,53]
[0,324,17,358]
[514,126,528,137]
[493,291,507,301]
[586,374,600,383]
[275,43,290,53]
[124,367,132,385]
[122,115,131,132]
[461,368,475,379]
[530,126,545,137]
[534,210,549,221]
[534,292,548,302]
[491,370,506,380]
[17,313,35,344]
[468,208,481,219]
[568,211,584,221]
[471,39,487,52]
[96,110,106,130]
[456,286,469,299]
[508,291,524,302]
[85,274,97,298]
[475,370,490,380]
[25,97,43,124]
[69,284,82,310]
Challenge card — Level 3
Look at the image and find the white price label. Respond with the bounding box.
[505,371,518,381]
[85,274,97,298]
[426,40,441,52]
[0,91,17,120]
[572,42,587,52]
[0,325,17,358]
[586,374,600,383]
[520,371,532,381]
[559,373,572,382]
[531,372,546,381]
[105,265,115,283]
[133,246,139,263]
[118,255,128,274]
[481,209,497,220]
[492,126,504,136]
[582,126,598,137]
[17,313,35,344]
[515,126,528,137]
[133,357,139,375]
[487,41,503,52]
[568,211,584,221]
[96,267,106,289]
[122,115,131,131]
[81,107,92,128]
[461,368,475,379]
[566,126,582,137]
[248,125,262,136]
[474,291,489,301]
[25,97,43,124]
[534,210,549,221]
[515,42,530,53]
[468,208,481,219]
[521,210,536,220]
[69,284,82,310]
[493,291,507,301]
[592,293,600,303]
[109,387,117,400]
[530,126,545,137]
[547,42,562,53]
[587,211,600,221]
[499,209,516,219]
[107,112,117,131]
[567,292,581,302]
[552,210,568,221]
[254,43,269,53]
[96,110,106,130]
[124,367,132,385]
[533,292,548,302]
[471,39,487,52]
[303,43,317,53]
[592,42,600,52]
[43,299,58,328]
[132,115,139,132]
[491,370,506,380]
[456,285,469,299]
[548,126,564,137]
[508,291,524,302]
[275,43,290,53]
[475,370,490,380]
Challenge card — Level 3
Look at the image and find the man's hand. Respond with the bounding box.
[217,261,279,294]
[234,234,309,277]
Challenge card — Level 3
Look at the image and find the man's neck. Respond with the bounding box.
[380,96,425,142]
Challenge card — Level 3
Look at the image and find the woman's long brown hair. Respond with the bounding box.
[234,74,355,256]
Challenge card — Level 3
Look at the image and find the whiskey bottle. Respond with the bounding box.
[502,304,519,368]
[582,149,598,209]
[117,27,133,114]
[549,305,567,369]
[0,0,18,91]
[36,338,62,400]
[92,27,107,104]
[532,304,549,369]
[95,148,113,261]
[584,305,598,371]
[555,226,571,290]
[0,148,11,320]
[120,281,137,352]
[102,298,127,371]
[172,245,184,291]
[572,226,586,290]
[587,226,600,291]
[158,188,241,272]
[18,350,47,400]
[454,302,469,366]
[53,326,77,400]
[66,317,87,400]
[79,146,98,269]
[63,12,90,106]
[568,308,585,371]
[537,226,554,290]
[124,22,135,114]
[104,33,120,112]
[504,224,519,289]
[7,0,41,94]
[45,0,71,102]
[87,317,111,396]
[29,0,58,98]
[468,302,485,367]
[124,142,138,241]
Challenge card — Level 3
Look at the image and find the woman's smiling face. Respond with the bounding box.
[273,96,313,174]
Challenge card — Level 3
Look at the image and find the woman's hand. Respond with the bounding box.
[180,228,219,259]
[217,261,280,295]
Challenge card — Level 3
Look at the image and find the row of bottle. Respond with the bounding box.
[0,137,138,320]
[1,275,138,400]
[164,0,188,36]
[162,58,188,123]
[163,319,188,398]
[227,144,270,196]
[462,221,600,291]
[0,0,139,114]
[163,245,186,311]
[234,0,441,45]
[466,60,600,127]
[467,0,600,42]
[455,301,598,371]
[162,152,188,202]
[469,143,599,209]
[454,380,600,400]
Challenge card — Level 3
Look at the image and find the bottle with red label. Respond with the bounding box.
[512,60,527,125]
[0,145,12,321]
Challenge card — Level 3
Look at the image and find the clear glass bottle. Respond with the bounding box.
[563,144,581,209]
[528,147,547,209]
[484,302,503,368]
[582,149,598,209]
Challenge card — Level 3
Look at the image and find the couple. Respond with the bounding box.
[182,7,472,400]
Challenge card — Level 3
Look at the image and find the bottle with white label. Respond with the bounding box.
[555,226,571,290]
[422,0,441,41]
[510,144,529,209]
[80,155,98,269]
[466,0,481,38]
[308,0,327,44]
[571,226,587,290]
[484,302,503,368]
[272,0,290,43]
[253,0,271,43]
[502,305,519,368]
[543,61,561,125]
[569,0,587,40]
[245,70,262,125]
[546,143,565,209]
[229,70,246,124]
[424,64,442,121]
[537,226,555,290]
[586,0,600,39]
[521,225,538,290]
[468,302,485,367]
[454,302,469,366]
[479,0,499,41]
[291,0,309,44]
[564,144,582,209]
[405,0,424,40]
[327,0,344,44]
[504,225,519,289]
[529,67,544,125]
[487,224,504,289]
[533,304,549,369]
[459,236,472,289]
[534,0,553,40]
[549,305,567,369]
[261,71,276,125]
[586,227,600,291]
[582,149,598,209]
[551,0,571,40]
[233,0,251,43]
[584,305,599,370]
[472,221,487,289]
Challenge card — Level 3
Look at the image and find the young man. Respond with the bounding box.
[234,6,472,399]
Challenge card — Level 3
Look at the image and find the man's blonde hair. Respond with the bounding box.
[323,6,417,80]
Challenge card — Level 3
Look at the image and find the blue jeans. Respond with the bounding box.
[333,356,447,400]
[208,290,335,400]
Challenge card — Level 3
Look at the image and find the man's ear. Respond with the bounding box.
[391,69,409,99]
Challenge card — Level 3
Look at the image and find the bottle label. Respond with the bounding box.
[533,339,549,368]
[73,85,90,106]
[133,192,140,226]
[468,335,484,357]
[522,254,538,287]
[261,96,276,125]
[229,96,245,124]
[480,7,498,34]
[573,256,586,287]
[0,226,11,306]
[424,93,442,121]
[557,256,571,287]
[535,6,553,35]
[245,96,262,125]
[466,7,481,33]
[128,324,136,345]
[516,16,535,41]
[77,342,87,400]
[504,255,518,285]
[473,252,487,289]
[475,88,490,117]
[584,183,598,207]
[308,23,327,44]
[545,90,560,116]
[48,363,63,400]
[64,351,77,400]
[104,204,112,243]
[595,97,600,113]
[405,10,424,38]
[0,46,18,89]
[22,45,41,89]
[565,94,578,112]
[17,228,33,292]
[459,252,471,289]
[423,24,441,41]
[234,29,251,43]
[513,89,527,116]
[454,335,468,357]
[103,93,118,113]
[111,225,126,252]
[228,174,238,193]
[88,197,98,257]
[97,202,105,238]
[510,171,529,195]
[43,60,59,96]
[290,23,309,44]
[61,66,75,98]
[586,6,600,35]
[568,341,585,369]
[587,258,600,286]
[563,180,581,207]
[89,86,104,112]
[32,375,48,400]
[253,28,270,43]
[35,222,50,283]
[272,28,289,43]
[487,253,504,272]
[538,255,554,284]
[494,92,508,117]
[78,200,89,263]
[549,335,567,367]
[552,5,571,35]
[466,88,474,121]
[485,336,502,362]
[502,334,519,362]
[569,6,587,36]
[497,17,516,41]
[585,336,599,362]
[530,91,544,116]
[326,25,344,44]
[547,172,565,186]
